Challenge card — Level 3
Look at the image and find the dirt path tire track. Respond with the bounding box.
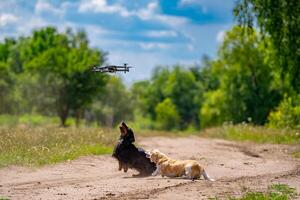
[0,136,299,200]
[99,165,300,200]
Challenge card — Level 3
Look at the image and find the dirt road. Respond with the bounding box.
[0,136,299,200]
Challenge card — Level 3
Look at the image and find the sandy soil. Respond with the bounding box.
[0,136,299,200]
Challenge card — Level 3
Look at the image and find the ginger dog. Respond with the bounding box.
[146,149,214,181]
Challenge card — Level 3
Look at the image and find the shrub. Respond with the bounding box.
[268,96,300,130]
[155,98,180,130]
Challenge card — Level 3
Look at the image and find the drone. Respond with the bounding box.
[92,63,133,73]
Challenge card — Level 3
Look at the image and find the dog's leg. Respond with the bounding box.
[185,165,193,179]
[152,165,161,176]
[123,164,128,172]
[118,161,123,171]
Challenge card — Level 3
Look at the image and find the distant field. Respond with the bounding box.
[0,117,299,167]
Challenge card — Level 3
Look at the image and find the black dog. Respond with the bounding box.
[112,122,156,176]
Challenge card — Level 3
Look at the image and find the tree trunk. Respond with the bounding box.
[58,105,69,127]
[75,109,83,127]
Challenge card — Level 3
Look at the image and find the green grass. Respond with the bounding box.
[211,184,298,200]
[0,114,61,127]
[291,151,300,158]
[0,126,116,167]
[201,124,300,144]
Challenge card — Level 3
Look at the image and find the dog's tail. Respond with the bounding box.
[202,169,215,181]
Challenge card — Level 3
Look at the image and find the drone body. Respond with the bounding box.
[92,63,132,73]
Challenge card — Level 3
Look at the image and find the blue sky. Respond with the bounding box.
[0,0,235,83]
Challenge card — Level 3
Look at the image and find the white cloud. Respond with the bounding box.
[216,30,225,43]
[146,30,178,38]
[35,0,64,17]
[136,1,187,27]
[0,13,18,27]
[79,0,130,17]
[139,42,170,50]
[78,0,188,27]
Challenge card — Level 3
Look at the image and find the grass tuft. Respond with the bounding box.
[292,151,300,158]
[212,184,298,200]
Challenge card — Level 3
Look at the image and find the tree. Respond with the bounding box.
[199,89,227,128]
[155,98,180,130]
[0,39,18,114]
[163,66,199,129]
[130,80,151,117]
[220,26,280,124]
[268,95,300,130]
[234,0,300,94]
[0,62,14,113]
[200,26,280,127]
[143,67,170,119]
[24,27,106,126]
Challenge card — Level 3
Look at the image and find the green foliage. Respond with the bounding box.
[268,96,300,130]
[24,27,106,126]
[144,67,170,119]
[0,62,15,113]
[201,26,280,128]
[0,126,115,167]
[163,66,199,129]
[131,66,201,130]
[200,89,226,128]
[1,22,298,131]
[155,98,180,130]
[234,0,300,94]
[0,27,107,126]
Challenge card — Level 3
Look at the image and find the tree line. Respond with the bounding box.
[0,0,299,130]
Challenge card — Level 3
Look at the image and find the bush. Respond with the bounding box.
[268,96,300,130]
[199,89,226,128]
[155,98,180,130]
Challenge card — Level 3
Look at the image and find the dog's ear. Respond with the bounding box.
[119,122,128,136]
[121,121,128,129]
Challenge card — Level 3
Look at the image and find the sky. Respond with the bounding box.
[0,0,235,83]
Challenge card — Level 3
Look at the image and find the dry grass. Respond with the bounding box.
[0,126,118,167]
[201,123,300,144]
